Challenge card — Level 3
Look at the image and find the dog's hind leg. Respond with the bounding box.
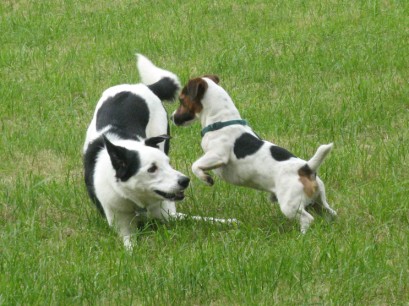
[298,209,314,234]
[277,188,314,233]
[316,177,337,217]
[280,202,314,234]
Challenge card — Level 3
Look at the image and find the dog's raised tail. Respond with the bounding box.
[307,143,333,172]
[136,53,180,101]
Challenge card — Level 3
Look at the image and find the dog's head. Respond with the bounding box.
[171,75,220,126]
[103,135,190,203]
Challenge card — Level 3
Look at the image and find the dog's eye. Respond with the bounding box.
[147,164,157,173]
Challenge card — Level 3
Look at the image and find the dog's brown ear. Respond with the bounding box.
[186,78,208,100]
[203,74,220,84]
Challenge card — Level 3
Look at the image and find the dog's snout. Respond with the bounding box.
[178,176,190,188]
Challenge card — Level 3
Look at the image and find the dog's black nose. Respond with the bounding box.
[178,176,190,188]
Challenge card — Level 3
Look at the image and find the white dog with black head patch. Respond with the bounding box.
[171,75,337,233]
[83,57,231,249]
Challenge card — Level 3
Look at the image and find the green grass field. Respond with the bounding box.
[1,0,408,304]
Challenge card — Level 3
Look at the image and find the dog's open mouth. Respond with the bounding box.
[154,190,185,201]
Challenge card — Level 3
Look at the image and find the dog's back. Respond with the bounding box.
[87,84,171,151]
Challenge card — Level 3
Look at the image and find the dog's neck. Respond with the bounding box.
[199,85,242,128]
[200,108,242,128]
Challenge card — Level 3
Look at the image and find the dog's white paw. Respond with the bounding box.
[329,209,337,216]
[123,235,134,251]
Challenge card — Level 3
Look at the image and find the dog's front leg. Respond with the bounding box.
[108,210,142,250]
[192,152,226,186]
[147,200,176,221]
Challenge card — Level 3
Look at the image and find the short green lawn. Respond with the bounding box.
[1,0,408,304]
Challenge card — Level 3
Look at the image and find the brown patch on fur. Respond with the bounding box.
[298,164,318,198]
[185,78,208,104]
[173,78,208,124]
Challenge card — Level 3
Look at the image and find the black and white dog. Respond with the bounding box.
[84,56,233,249]
[171,75,337,233]
[83,54,191,249]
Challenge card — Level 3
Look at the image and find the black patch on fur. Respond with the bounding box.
[96,92,150,139]
[145,134,170,149]
[164,124,170,155]
[234,133,264,159]
[270,145,296,161]
[148,77,179,101]
[116,149,140,182]
[83,137,106,217]
[104,136,141,182]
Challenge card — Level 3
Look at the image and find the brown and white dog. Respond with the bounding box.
[171,75,337,233]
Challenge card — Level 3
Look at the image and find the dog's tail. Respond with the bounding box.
[307,143,333,172]
[136,53,180,101]
[298,143,333,197]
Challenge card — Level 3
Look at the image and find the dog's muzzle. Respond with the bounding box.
[170,111,196,126]
[177,176,190,188]
[154,190,185,201]
[154,176,190,201]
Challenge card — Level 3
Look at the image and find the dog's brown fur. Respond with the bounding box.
[298,165,318,198]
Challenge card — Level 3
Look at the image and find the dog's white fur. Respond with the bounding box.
[95,139,189,248]
[83,55,187,249]
[172,76,337,233]
[137,54,180,87]
[84,85,166,152]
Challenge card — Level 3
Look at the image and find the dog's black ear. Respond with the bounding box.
[103,135,140,181]
[203,75,220,84]
[145,134,171,149]
[187,78,208,100]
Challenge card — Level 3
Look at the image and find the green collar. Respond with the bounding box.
[201,119,248,137]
